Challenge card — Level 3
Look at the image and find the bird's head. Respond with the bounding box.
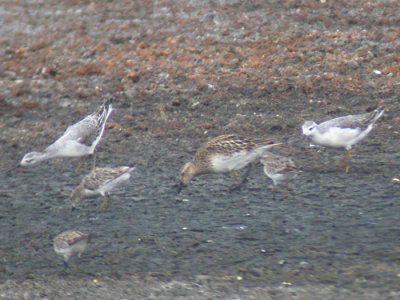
[179,161,197,189]
[301,121,318,136]
[20,152,44,166]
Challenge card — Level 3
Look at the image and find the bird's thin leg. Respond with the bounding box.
[232,170,239,185]
[75,253,82,272]
[240,163,253,185]
[345,165,350,173]
[346,150,352,160]
[228,164,252,192]
[91,154,97,171]
[60,260,69,274]
[98,195,110,211]
[338,158,347,169]
[271,186,277,200]
[345,150,352,173]
[283,183,290,199]
[74,157,86,174]
[338,149,352,173]
[228,170,240,192]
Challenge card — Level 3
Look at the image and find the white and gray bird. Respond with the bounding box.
[301,106,385,172]
[259,152,299,186]
[20,101,113,166]
[70,166,135,210]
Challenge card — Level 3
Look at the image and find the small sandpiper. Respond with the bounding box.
[53,230,91,268]
[70,166,135,210]
[301,106,385,172]
[20,100,113,167]
[179,134,281,191]
[259,152,299,186]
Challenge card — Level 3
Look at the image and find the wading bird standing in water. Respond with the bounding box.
[301,106,384,173]
[179,134,281,191]
[20,101,113,170]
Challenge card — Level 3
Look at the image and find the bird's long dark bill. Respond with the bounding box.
[177,182,184,194]
[4,163,21,173]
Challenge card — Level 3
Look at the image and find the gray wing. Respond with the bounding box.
[46,102,112,151]
[43,114,98,153]
[60,114,99,145]
[317,110,378,132]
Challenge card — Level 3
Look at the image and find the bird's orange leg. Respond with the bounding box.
[338,150,352,173]
[74,157,86,174]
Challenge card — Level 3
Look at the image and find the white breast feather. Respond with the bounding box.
[313,126,362,148]
[211,150,259,172]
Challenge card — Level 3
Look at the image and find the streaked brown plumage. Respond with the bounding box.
[71,166,135,210]
[259,152,299,186]
[179,134,281,189]
[53,230,91,266]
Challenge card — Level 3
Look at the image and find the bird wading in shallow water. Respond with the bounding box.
[20,100,113,171]
[301,106,385,173]
[259,152,300,199]
[260,152,299,186]
[179,134,281,192]
[53,230,91,270]
[70,166,135,211]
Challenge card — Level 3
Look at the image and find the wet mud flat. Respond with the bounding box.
[1,122,400,299]
[1,0,400,299]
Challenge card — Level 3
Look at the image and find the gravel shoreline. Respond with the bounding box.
[1,275,398,300]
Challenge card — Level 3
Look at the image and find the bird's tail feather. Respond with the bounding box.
[89,101,113,153]
[368,106,385,124]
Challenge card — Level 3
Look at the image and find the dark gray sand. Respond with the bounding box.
[1,1,400,299]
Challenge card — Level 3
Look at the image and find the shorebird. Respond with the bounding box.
[70,166,135,210]
[179,134,281,191]
[259,152,299,186]
[20,100,113,168]
[301,106,385,172]
[53,230,91,268]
